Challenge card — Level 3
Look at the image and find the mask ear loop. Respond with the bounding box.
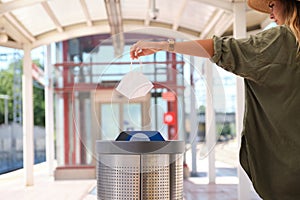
[130,58,143,72]
[138,58,143,72]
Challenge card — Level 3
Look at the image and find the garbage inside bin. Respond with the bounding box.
[116,131,165,141]
[96,131,185,200]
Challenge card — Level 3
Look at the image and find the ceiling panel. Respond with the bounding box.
[122,0,148,20]
[181,1,217,32]
[11,4,55,36]
[48,0,86,26]
[85,0,107,20]
[156,0,185,23]
[0,0,269,49]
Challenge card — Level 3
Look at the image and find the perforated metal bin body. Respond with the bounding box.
[96,141,185,200]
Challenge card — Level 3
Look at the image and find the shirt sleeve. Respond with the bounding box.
[210,26,291,83]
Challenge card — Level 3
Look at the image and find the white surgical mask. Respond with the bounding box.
[116,61,153,99]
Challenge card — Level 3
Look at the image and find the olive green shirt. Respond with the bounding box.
[211,25,300,200]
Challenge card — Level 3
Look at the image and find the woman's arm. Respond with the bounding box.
[130,39,214,59]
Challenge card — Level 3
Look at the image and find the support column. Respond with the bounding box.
[233,2,251,200]
[167,53,178,140]
[22,44,34,186]
[190,56,197,176]
[45,44,55,176]
[205,59,216,183]
[62,41,70,165]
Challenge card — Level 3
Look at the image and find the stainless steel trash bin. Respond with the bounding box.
[96,133,185,200]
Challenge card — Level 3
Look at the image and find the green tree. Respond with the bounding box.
[0,68,14,123]
[33,81,45,126]
[0,59,45,126]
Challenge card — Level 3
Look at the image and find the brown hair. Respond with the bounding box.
[282,0,300,49]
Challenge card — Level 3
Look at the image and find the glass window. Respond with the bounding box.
[101,103,120,140]
[123,103,142,131]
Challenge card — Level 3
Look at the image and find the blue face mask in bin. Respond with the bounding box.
[116,131,165,141]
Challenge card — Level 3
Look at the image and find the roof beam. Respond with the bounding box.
[41,2,63,32]
[144,0,151,26]
[0,17,30,43]
[104,0,124,57]
[32,20,206,49]
[199,9,225,39]
[214,13,234,36]
[191,0,233,13]
[0,39,22,49]
[31,22,110,48]
[80,0,92,26]
[172,0,188,31]
[0,0,48,15]
[4,13,36,42]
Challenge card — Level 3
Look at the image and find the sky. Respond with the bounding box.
[0,46,45,71]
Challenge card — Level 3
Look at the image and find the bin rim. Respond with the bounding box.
[96,140,185,154]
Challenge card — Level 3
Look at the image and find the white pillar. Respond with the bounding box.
[190,56,197,175]
[22,44,34,186]
[205,59,216,183]
[233,2,252,200]
[45,45,55,176]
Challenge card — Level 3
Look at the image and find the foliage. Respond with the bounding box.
[0,68,14,123]
[198,105,206,113]
[33,81,45,126]
[0,59,45,126]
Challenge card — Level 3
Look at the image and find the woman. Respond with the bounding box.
[130,0,300,199]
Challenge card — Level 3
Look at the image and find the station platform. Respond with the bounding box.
[0,163,261,200]
[0,139,262,200]
[0,162,95,200]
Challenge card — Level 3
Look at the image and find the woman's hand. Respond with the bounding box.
[130,40,167,59]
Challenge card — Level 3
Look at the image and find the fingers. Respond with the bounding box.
[130,40,159,59]
[130,41,143,59]
[135,48,143,56]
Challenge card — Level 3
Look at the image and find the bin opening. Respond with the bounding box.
[115,131,165,141]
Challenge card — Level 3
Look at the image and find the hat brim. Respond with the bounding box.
[248,0,271,14]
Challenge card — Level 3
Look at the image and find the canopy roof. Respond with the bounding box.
[0,0,270,49]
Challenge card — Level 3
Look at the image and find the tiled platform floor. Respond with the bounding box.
[0,163,262,200]
[84,178,262,200]
[183,178,262,200]
[0,163,95,200]
[0,139,262,200]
